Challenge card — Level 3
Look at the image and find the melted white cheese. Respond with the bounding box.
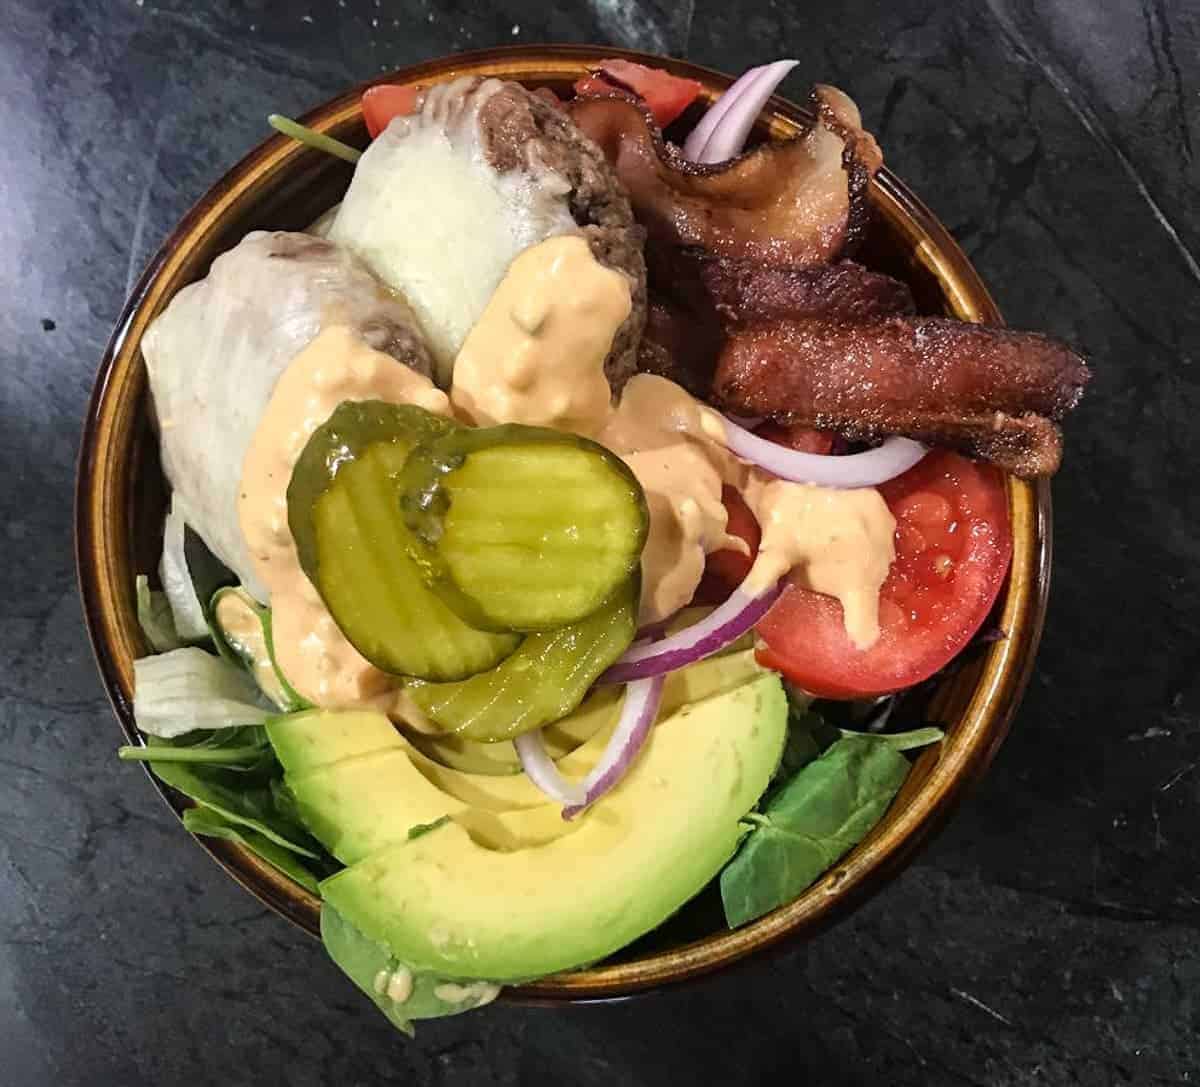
[329,77,578,385]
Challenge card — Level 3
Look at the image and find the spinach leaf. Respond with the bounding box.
[320,903,500,1036]
[182,806,323,893]
[119,724,269,768]
[269,776,307,829]
[777,707,838,779]
[721,734,911,927]
[138,731,323,859]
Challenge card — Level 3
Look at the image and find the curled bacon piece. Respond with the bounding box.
[695,257,914,323]
[713,316,1091,477]
[568,84,881,265]
[572,78,1088,476]
[674,252,915,324]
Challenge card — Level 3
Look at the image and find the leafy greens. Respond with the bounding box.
[721,724,939,927]
[159,496,211,641]
[182,807,323,894]
[135,575,183,653]
[122,723,340,891]
[320,902,499,1037]
[132,648,271,738]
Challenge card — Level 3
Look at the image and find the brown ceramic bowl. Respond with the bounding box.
[76,45,1051,1003]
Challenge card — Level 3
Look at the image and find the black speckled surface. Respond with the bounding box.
[4,0,1198,1082]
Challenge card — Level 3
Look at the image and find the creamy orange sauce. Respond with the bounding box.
[236,244,896,713]
[621,444,734,624]
[449,235,631,435]
[598,374,896,645]
[238,325,450,708]
[446,239,747,625]
[599,373,727,458]
[591,377,738,623]
[742,475,896,649]
[449,239,898,639]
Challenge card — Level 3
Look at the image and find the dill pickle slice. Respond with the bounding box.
[287,401,520,681]
[405,577,638,741]
[400,425,648,632]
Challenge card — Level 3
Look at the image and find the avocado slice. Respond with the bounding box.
[271,651,768,818]
[287,748,582,864]
[320,673,788,981]
[267,709,403,776]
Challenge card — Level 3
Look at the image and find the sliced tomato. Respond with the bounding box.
[754,421,837,456]
[694,487,761,604]
[573,60,703,127]
[362,84,420,138]
[573,74,620,100]
[756,450,1013,699]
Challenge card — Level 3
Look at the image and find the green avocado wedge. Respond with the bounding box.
[319,673,788,982]
[406,649,770,810]
[267,709,404,777]
[266,649,770,819]
[284,747,582,864]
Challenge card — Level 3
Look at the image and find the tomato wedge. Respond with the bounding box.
[362,84,420,138]
[756,450,1013,699]
[573,60,703,127]
[695,487,760,603]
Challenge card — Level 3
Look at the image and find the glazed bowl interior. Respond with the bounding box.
[77,45,1050,1002]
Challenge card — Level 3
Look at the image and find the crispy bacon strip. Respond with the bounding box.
[644,245,914,324]
[568,85,881,265]
[637,298,724,396]
[692,256,915,323]
[637,253,915,396]
[713,316,1091,477]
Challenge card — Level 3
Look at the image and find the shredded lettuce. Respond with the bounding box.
[135,575,182,652]
[159,496,210,641]
[133,648,270,738]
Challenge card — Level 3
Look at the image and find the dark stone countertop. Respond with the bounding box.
[3,0,1198,1082]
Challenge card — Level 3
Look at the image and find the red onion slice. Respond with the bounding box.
[514,675,666,816]
[513,731,586,807]
[721,415,928,488]
[563,674,664,819]
[601,579,783,684]
[692,60,800,164]
[682,63,768,160]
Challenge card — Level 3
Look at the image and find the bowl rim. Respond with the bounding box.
[75,44,1052,1004]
